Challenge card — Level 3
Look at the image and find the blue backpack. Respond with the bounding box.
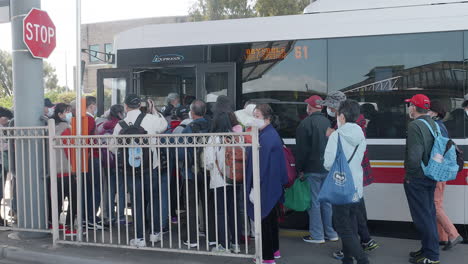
[419,119,459,182]
[318,135,360,205]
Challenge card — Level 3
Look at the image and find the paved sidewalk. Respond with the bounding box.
[0,230,465,264]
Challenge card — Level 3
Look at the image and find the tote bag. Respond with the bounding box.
[318,135,359,205]
[284,177,311,212]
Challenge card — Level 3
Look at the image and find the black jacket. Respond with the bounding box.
[295,112,331,173]
[404,115,438,181]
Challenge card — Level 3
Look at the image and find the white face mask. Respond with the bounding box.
[327,108,336,118]
[65,112,73,123]
[47,108,54,118]
[465,110,468,118]
[250,118,266,128]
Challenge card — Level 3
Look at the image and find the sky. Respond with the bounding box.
[0,0,194,88]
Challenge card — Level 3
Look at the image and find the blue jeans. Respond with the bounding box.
[404,177,439,261]
[213,186,244,248]
[127,168,169,239]
[306,173,337,240]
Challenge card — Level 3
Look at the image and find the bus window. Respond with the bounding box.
[328,31,466,138]
[240,39,327,138]
[139,67,196,110]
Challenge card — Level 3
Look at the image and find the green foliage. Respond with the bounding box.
[189,0,256,21]
[0,50,13,97]
[255,0,309,16]
[189,0,308,21]
[0,96,13,109]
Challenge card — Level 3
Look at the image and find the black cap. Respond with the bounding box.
[44,98,54,108]
[124,94,141,108]
[175,106,190,119]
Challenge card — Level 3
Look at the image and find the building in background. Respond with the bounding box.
[80,16,188,92]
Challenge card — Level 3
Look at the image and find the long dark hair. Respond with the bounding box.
[211,112,233,133]
[53,103,71,124]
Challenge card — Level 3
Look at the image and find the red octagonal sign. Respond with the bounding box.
[23,8,56,59]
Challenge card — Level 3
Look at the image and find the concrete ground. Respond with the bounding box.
[0,229,466,264]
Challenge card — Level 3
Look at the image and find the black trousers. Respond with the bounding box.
[333,202,369,264]
[58,176,78,228]
[262,204,279,261]
[186,176,216,243]
[356,198,371,243]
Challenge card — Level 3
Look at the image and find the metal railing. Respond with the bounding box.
[0,126,50,233]
[46,120,263,261]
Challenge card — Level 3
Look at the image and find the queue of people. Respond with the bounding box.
[3,90,462,264]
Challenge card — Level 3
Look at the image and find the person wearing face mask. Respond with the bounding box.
[246,104,288,264]
[50,103,79,235]
[323,99,368,264]
[161,93,181,124]
[427,101,463,251]
[319,92,379,260]
[44,98,55,118]
[295,95,338,244]
[404,94,440,264]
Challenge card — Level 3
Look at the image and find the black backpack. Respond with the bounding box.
[118,113,151,172]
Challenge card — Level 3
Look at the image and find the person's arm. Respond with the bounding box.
[406,122,424,175]
[323,131,338,171]
[153,113,169,134]
[110,123,122,154]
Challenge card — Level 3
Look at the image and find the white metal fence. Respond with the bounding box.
[0,126,50,233]
[44,119,263,261]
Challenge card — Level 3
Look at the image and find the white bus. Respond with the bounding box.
[97,0,468,237]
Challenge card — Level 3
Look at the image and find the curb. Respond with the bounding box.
[0,245,119,264]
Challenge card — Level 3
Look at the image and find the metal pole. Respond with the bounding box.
[48,120,59,247]
[10,0,46,232]
[75,0,83,242]
[251,127,262,263]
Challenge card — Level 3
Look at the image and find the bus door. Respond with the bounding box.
[196,63,236,114]
[96,68,134,116]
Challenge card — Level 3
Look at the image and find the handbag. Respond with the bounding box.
[318,135,360,205]
[284,176,311,212]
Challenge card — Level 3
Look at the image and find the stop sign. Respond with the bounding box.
[23,8,56,59]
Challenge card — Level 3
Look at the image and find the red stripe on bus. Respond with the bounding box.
[372,168,467,185]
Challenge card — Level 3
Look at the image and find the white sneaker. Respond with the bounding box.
[183,241,198,248]
[149,231,168,243]
[130,238,146,248]
[231,244,241,253]
[209,241,217,247]
[211,244,231,253]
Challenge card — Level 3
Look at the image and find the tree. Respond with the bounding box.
[43,61,65,92]
[255,0,309,17]
[189,0,256,21]
[0,50,13,97]
[0,50,65,99]
[188,0,309,21]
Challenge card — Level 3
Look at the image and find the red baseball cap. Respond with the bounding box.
[405,94,431,110]
[305,95,323,109]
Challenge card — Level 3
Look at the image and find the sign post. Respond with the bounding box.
[11,0,47,233]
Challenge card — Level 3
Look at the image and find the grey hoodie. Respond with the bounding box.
[324,122,367,199]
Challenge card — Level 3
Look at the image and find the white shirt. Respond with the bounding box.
[204,137,230,189]
[112,109,168,169]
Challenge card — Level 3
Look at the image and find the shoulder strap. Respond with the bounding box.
[348,144,359,163]
[134,113,146,127]
[418,119,440,138]
[118,120,129,130]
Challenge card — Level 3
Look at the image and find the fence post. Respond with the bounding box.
[251,127,262,264]
[48,119,59,247]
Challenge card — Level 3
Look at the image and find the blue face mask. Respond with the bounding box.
[65,112,73,123]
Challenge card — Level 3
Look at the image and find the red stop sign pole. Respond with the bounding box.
[23,8,56,59]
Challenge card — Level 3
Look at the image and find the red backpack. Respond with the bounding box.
[283,146,297,188]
